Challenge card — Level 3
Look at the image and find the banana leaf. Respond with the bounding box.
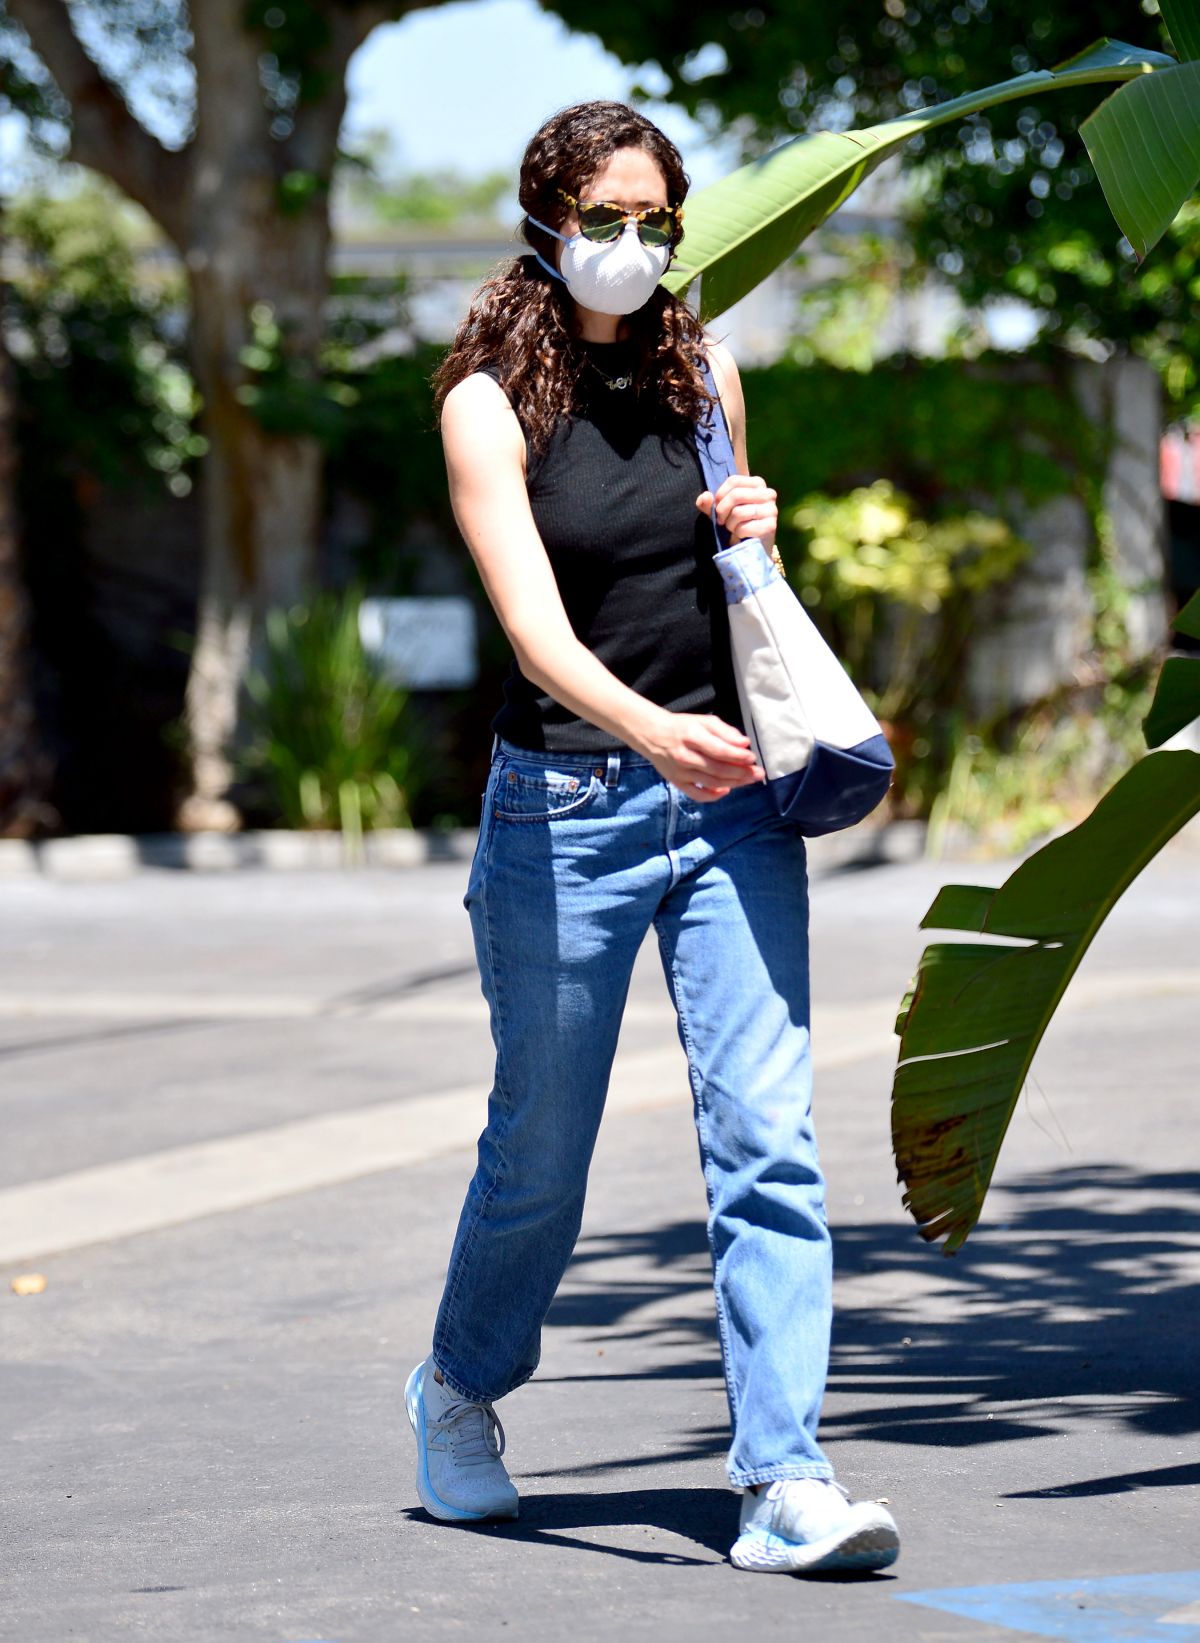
[1160,0,1200,66]
[662,38,1176,321]
[1143,591,1200,748]
[1081,60,1200,259]
[891,749,1200,1253]
[1144,656,1200,747]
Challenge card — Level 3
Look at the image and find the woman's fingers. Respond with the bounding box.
[692,718,760,780]
[710,480,778,549]
[647,714,763,796]
[698,486,779,548]
[714,477,775,512]
[723,502,776,529]
[687,746,764,784]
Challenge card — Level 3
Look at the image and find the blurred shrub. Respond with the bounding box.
[241,587,426,843]
[927,676,1157,857]
[5,183,201,497]
[790,478,1026,709]
[742,353,1128,827]
[3,181,201,832]
[739,353,1104,518]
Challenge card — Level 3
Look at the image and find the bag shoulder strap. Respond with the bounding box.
[694,353,737,555]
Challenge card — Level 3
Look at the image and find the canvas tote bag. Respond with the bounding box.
[694,358,894,836]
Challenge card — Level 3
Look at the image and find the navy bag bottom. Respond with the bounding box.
[763,734,894,837]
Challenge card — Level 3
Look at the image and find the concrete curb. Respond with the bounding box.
[3,811,1195,881]
[0,818,931,881]
[0,826,480,880]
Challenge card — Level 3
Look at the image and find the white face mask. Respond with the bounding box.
[527,214,671,316]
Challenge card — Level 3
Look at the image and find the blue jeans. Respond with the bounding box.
[431,735,834,1489]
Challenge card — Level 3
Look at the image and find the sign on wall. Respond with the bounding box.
[358,597,478,690]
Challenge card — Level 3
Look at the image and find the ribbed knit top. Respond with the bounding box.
[478,339,743,752]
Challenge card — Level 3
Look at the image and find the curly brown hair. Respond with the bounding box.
[431,101,715,455]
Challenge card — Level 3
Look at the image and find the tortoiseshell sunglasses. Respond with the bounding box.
[556,188,684,248]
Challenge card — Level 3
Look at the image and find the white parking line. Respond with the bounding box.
[1,967,1194,1267]
[0,1021,899,1267]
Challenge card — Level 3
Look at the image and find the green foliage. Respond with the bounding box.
[926,676,1157,855]
[793,479,1022,603]
[1081,58,1200,261]
[740,353,1101,517]
[277,168,326,216]
[10,1,195,146]
[4,182,203,495]
[245,0,338,120]
[230,278,456,584]
[741,353,1133,826]
[893,744,1200,1251]
[0,17,60,129]
[1143,588,1200,745]
[787,230,911,370]
[241,586,425,838]
[344,158,513,228]
[235,298,359,441]
[1162,0,1200,61]
[559,0,1200,410]
[789,478,1026,724]
[662,38,1173,321]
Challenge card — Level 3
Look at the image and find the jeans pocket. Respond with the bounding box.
[493,757,603,822]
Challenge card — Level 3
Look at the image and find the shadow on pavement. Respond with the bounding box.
[399,1488,897,1580]
[539,1164,1200,1471]
[826,1164,1200,1452]
[1005,1460,1200,1498]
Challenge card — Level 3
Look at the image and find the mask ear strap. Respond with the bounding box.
[532,251,565,284]
[524,215,569,284]
[526,214,567,243]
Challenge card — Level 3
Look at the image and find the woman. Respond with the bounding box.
[405,100,899,1577]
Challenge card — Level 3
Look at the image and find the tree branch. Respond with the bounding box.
[6,0,191,246]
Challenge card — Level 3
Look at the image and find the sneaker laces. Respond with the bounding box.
[429,1398,506,1468]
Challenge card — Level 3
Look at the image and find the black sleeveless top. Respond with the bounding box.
[479,338,743,752]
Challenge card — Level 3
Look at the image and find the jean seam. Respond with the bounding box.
[435,779,513,1383]
[431,1360,539,1406]
[731,1462,835,1489]
[653,913,740,1437]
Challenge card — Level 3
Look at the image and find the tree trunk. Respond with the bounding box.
[0,246,59,839]
[174,0,351,830]
[6,0,394,831]
[178,237,327,829]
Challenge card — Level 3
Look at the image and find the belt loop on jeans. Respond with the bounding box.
[605,751,621,787]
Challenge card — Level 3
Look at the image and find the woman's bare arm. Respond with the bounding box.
[440,373,761,796]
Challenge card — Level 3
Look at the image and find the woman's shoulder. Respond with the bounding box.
[442,366,515,417]
[441,368,523,444]
[700,333,740,397]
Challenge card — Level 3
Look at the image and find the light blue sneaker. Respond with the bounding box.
[404,1359,519,1523]
[730,1478,899,1574]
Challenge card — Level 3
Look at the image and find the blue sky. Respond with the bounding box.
[343,0,737,188]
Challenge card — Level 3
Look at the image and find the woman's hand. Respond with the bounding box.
[697,473,779,555]
[637,710,764,802]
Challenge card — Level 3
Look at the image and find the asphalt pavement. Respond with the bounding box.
[2,842,1198,1642]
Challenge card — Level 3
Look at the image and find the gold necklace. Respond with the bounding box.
[584,353,634,392]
